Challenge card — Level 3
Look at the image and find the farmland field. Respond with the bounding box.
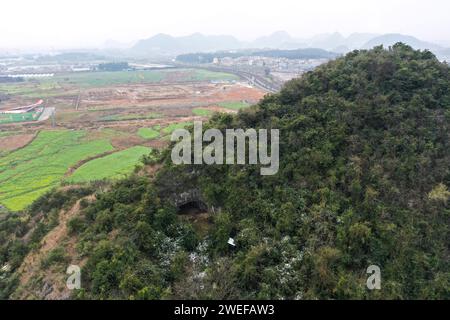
[185,69,240,82]
[138,126,161,140]
[0,69,239,99]
[100,112,163,122]
[218,101,251,110]
[66,146,152,183]
[192,108,213,116]
[52,69,238,87]
[0,66,266,211]
[0,130,113,211]
[0,81,64,98]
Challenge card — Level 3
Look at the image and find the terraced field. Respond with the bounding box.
[0,67,265,211]
[66,146,152,183]
[138,126,161,140]
[0,130,114,211]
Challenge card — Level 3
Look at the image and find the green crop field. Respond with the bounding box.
[0,81,64,98]
[188,69,239,82]
[0,130,114,211]
[138,125,161,140]
[66,146,152,183]
[192,108,213,116]
[53,69,238,87]
[218,101,250,110]
[52,70,166,87]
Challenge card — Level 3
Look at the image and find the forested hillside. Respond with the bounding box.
[1,44,449,299]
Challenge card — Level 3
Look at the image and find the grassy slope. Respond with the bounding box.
[66,146,152,183]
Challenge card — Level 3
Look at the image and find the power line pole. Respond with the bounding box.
[75,90,81,111]
[51,108,56,127]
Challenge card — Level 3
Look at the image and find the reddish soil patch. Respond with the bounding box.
[0,133,35,152]
[146,139,169,149]
[110,135,144,149]
[209,85,266,102]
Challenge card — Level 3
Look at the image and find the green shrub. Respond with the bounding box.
[41,247,68,269]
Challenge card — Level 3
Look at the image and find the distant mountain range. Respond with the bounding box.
[131,33,241,55]
[122,31,450,60]
[362,34,442,51]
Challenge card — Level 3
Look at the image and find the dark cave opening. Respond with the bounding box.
[177,201,207,215]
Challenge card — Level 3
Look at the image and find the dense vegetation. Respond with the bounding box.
[159,44,450,299]
[1,44,449,299]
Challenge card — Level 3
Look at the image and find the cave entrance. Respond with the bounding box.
[177,201,211,237]
[177,201,207,215]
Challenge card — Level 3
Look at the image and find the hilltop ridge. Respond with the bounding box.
[1,44,449,300]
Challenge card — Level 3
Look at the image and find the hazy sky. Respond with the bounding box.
[2,0,450,49]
